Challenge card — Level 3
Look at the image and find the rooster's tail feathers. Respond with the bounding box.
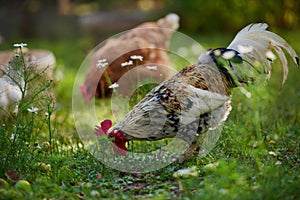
[228,23,299,85]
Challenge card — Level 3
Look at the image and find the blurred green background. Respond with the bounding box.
[1,0,299,130]
[0,0,299,40]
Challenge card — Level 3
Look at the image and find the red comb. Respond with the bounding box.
[95,119,112,136]
[100,119,112,133]
[95,119,128,156]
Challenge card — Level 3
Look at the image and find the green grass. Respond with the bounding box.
[0,31,299,199]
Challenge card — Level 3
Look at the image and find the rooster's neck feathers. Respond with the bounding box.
[177,64,232,95]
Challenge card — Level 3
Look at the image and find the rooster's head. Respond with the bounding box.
[95,119,128,156]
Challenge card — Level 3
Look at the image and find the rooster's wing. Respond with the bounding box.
[113,64,231,142]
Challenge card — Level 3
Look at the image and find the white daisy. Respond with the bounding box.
[108,82,119,89]
[121,60,133,67]
[96,59,108,68]
[98,59,107,63]
[96,62,108,68]
[97,62,108,68]
[146,65,157,71]
[27,107,39,114]
[130,55,143,61]
[13,43,27,48]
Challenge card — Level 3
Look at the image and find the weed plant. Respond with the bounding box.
[0,45,55,175]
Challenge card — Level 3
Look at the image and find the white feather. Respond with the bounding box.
[157,13,180,30]
[180,85,230,125]
[228,23,299,85]
[165,13,180,30]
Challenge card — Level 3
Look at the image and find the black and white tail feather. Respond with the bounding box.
[199,23,299,93]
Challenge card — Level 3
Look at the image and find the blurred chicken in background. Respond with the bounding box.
[0,47,56,117]
[80,13,180,101]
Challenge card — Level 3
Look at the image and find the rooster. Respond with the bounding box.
[80,13,180,101]
[95,23,299,156]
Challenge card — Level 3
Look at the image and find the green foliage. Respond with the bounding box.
[72,0,300,32]
[0,30,299,199]
[0,47,55,174]
[165,0,300,32]
[129,83,158,109]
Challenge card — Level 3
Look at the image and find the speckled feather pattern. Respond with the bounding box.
[112,64,232,143]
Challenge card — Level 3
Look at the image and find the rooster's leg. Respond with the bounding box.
[178,135,201,163]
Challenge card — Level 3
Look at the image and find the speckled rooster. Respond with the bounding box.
[95,23,299,156]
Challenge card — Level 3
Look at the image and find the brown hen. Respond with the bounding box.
[81,13,179,101]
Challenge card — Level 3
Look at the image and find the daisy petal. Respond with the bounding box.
[121,60,133,67]
[130,55,143,61]
[108,83,119,89]
[13,43,27,48]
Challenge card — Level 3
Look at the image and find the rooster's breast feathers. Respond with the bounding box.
[113,64,231,141]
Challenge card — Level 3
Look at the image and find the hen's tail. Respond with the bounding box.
[227,23,298,86]
[157,13,180,30]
